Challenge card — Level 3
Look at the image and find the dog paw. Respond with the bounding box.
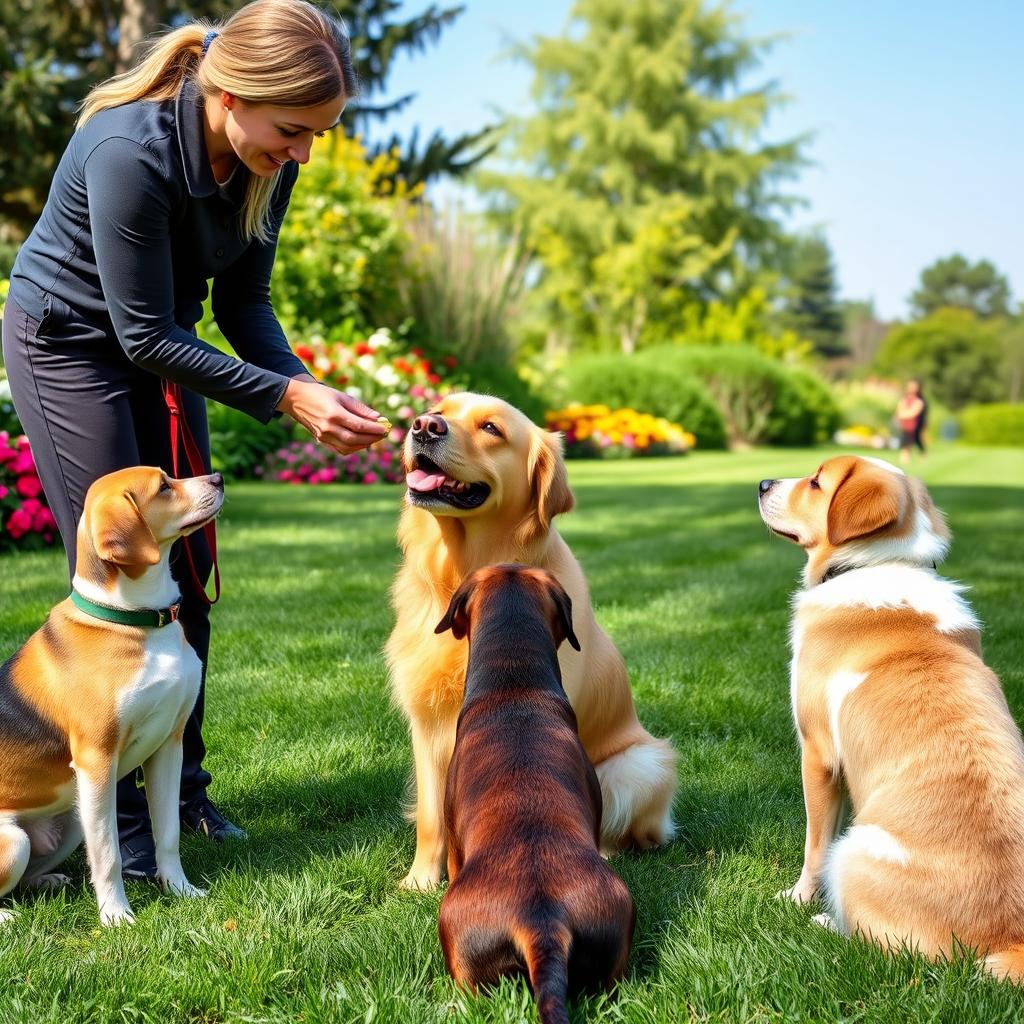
[811,912,838,932]
[399,870,440,892]
[26,873,71,890]
[162,877,207,899]
[777,879,818,904]
[99,904,136,928]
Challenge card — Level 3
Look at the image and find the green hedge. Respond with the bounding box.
[959,403,1024,446]
[636,345,840,447]
[562,355,728,449]
[207,402,297,481]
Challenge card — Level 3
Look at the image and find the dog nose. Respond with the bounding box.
[759,479,776,496]
[411,414,448,442]
[209,473,224,490]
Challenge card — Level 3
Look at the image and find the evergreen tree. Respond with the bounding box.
[909,254,1011,320]
[779,233,845,357]
[485,0,805,354]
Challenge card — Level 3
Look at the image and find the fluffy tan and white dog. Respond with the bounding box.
[387,393,677,890]
[759,454,1024,980]
[0,466,222,926]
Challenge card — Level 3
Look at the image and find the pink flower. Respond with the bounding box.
[21,498,42,516]
[277,469,295,482]
[32,507,56,533]
[409,385,425,398]
[7,507,32,539]
[0,485,7,499]
[0,446,16,465]
[320,467,338,483]
[362,472,378,484]
[16,475,43,499]
[12,450,35,475]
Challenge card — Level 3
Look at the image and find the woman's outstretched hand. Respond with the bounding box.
[277,375,389,454]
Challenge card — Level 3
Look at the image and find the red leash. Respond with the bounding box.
[163,381,221,605]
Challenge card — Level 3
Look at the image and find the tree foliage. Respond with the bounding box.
[909,254,1012,320]
[778,232,845,357]
[874,308,1006,410]
[485,0,805,354]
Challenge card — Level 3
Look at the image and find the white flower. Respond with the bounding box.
[386,393,403,409]
[356,354,376,374]
[0,379,11,401]
[367,329,391,351]
[345,386,363,399]
[374,365,399,388]
[314,355,333,372]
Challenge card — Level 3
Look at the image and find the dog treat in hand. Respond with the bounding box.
[377,415,392,434]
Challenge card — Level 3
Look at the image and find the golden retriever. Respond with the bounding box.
[759,454,1024,980]
[387,393,677,890]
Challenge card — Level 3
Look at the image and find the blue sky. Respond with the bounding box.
[375,1,1024,321]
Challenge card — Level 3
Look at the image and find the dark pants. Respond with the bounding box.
[2,299,212,843]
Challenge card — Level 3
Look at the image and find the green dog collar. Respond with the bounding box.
[70,589,182,628]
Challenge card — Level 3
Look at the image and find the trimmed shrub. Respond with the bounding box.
[959,404,1024,446]
[637,345,840,447]
[561,355,727,450]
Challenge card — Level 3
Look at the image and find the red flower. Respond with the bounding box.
[7,507,31,539]
[295,344,315,362]
[32,507,56,533]
[443,355,458,368]
[354,342,374,356]
[16,475,43,499]
[428,373,441,385]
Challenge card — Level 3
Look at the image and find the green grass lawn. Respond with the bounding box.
[1,445,1023,1023]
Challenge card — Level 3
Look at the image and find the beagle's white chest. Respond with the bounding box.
[116,623,202,773]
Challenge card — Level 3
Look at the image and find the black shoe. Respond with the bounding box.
[120,833,158,882]
[180,795,248,842]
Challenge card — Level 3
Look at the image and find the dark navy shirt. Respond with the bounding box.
[9,78,307,423]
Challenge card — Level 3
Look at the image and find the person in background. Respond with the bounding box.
[895,379,927,464]
[1,0,386,879]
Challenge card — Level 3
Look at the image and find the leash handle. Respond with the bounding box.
[163,380,221,606]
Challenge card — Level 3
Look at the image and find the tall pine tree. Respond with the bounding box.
[486,0,805,354]
[779,232,845,357]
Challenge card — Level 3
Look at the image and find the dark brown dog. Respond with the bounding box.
[434,564,635,1024]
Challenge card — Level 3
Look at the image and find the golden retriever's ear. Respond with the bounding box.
[827,463,903,547]
[435,577,475,641]
[90,490,161,575]
[518,429,574,547]
[546,577,581,652]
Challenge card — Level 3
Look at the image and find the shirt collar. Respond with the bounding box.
[175,77,218,198]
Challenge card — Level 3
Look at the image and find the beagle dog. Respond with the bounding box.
[0,466,222,926]
[436,565,635,1024]
[759,455,1024,981]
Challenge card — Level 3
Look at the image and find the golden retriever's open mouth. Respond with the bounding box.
[406,454,491,510]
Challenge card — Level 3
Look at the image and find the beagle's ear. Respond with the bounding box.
[546,576,581,652]
[827,463,904,547]
[90,490,161,575]
[518,429,574,547]
[435,577,475,641]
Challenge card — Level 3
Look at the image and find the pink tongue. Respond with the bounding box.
[406,469,446,492]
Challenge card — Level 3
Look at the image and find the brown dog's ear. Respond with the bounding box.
[518,429,575,547]
[547,577,581,652]
[434,577,475,641]
[90,490,161,574]
[827,462,904,547]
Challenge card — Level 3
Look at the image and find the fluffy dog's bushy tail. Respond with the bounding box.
[985,945,1024,983]
[515,919,572,1024]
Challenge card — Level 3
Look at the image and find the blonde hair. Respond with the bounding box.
[78,0,357,242]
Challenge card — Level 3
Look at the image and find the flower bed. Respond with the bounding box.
[0,431,57,551]
[833,424,893,450]
[264,329,460,484]
[546,404,695,458]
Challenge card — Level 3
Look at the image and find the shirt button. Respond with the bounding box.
[215,247,225,258]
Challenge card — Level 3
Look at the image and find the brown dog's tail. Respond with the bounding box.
[515,919,572,1024]
[985,945,1024,983]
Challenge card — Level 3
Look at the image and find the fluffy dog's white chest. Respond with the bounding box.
[116,625,202,773]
